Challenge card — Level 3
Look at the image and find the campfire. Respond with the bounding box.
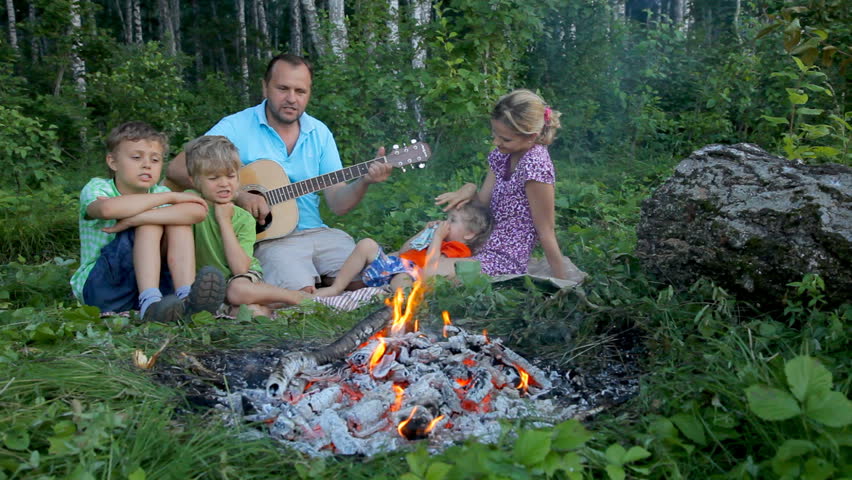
[209,276,617,456]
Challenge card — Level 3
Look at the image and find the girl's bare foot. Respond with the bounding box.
[314,286,343,297]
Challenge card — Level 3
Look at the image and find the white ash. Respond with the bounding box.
[213,326,598,457]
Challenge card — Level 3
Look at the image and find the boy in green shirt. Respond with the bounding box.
[184,135,309,317]
[71,122,226,322]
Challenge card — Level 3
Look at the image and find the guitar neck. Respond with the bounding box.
[264,157,387,206]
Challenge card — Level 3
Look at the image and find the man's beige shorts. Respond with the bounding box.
[253,227,355,290]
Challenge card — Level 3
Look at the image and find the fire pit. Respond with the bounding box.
[193,283,641,457]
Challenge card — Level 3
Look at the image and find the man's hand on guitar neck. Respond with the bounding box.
[235,191,271,225]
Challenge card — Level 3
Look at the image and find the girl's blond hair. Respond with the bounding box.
[491,89,561,145]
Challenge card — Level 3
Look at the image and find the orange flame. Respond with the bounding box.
[442,311,452,337]
[425,415,445,434]
[388,279,427,336]
[516,365,530,394]
[390,385,405,412]
[368,338,386,373]
[397,406,418,437]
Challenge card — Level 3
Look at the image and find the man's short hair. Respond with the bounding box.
[185,135,241,186]
[458,204,493,252]
[106,122,168,154]
[264,53,313,83]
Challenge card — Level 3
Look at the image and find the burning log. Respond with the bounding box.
[486,344,552,391]
[267,306,394,396]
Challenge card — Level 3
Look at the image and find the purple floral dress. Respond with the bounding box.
[474,144,555,275]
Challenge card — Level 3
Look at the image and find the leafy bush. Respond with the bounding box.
[0,106,64,191]
[0,184,78,263]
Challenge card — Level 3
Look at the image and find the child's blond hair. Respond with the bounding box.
[184,135,241,188]
[457,204,493,252]
[491,89,561,145]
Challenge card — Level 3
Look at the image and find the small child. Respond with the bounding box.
[184,135,309,317]
[315,204,493,297]
[70,122,226,322]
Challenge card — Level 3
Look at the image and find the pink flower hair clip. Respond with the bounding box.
[544,106,552,124]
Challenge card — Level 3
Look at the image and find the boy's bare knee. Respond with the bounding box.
[135,224,164,237]
[226,278,253,305]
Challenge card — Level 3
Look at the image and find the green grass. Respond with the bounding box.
[1,154,849,479]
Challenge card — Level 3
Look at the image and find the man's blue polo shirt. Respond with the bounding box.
[206,100,342,231]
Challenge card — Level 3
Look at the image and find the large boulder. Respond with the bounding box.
[636,143,851,308]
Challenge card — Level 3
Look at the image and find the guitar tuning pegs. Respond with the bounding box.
[401,166,407,173]
[392,144,400,150]
[418,163,425,168]
[410,139,417,144]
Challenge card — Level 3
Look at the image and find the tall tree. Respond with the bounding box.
[300,0,326,57]
[410,0,430,135]
[158,0,176,55]
[256,0,270,59]
[236,0,249,102]
[290,0,302,55]
[119,0,132,43]
[170,0,181,50]
[6,0,17,52]
[132,0,142,43]
[328,0,347,59]
[69,0,86,95]
[29,4,39,61]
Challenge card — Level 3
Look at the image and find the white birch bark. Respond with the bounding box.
[328,0,347,60]
[132,0,142,43]
[387,0,399,43]
[410,0,429,69]
[300,0,326,57]
[6,0,18,51]
[120,0,132,43]
[257,0,269,58]
[170,0,181,51]
[69,0,86,95]
[237,0,249,102]
[290,0,302,55]
[29,3,39,60]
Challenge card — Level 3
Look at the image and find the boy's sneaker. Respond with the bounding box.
[185,266,226,318]
[142,294,185,323]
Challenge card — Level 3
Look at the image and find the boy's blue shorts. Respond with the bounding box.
[360,247,416,287]
[82,229,174,313]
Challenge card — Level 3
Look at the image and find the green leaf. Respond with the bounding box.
[405,451,429,477]
[785,356,833,402]
[803,457,834,480]
[761,115,789,125]
[774,439,816,461]
[670,413,706,446]
[605,464,626,480]
[605,443,626,465]
[3,429,30,451]
[805,391,852,427]
[622,446,651,464]
[128,467,147,480]
[787,89,809,105]
[52,420,77,437]
[745,385,801,420]
[424,462,451,480]
[561,452,585,478]
[797,108,824,115]
[551,420,592,451]
[513,430,551,466]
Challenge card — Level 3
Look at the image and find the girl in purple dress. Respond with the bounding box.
[436,89,578,280]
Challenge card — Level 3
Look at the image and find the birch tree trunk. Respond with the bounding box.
[237,0,249,102]
[300,0,326,57]
[410,0,430,137]
[120,0,132,43]
[170,0,181,52]
[387,0,399,44]
[328,0,347,60]
[69,0,86,96]
[255,0,270,59]
[6,0,18,52]
[29,4,40,61]
[132,0,142,43]
[290,0,303,55]
[158,0,176,55]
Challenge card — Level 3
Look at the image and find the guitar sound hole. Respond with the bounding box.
[256,213,272,234]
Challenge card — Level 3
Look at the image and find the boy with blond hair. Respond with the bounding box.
[184,135,309,316]
[71,122,226,322]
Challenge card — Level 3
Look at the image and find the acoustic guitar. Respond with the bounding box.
[239,141,431,242]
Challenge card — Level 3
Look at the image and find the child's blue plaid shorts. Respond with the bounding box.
[360,247,416,287]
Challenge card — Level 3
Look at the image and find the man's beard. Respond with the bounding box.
[267,104,299,125]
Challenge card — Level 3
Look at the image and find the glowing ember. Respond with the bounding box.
[455,377,472,387]
[390,385,405,412]
[425,415,445,434]
[397,406,418,437]
[442,311,452,338]
[368,338,386,373]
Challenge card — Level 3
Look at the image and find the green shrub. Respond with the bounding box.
[0,106,64,191]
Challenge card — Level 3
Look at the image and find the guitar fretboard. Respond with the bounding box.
[263,158,386,206]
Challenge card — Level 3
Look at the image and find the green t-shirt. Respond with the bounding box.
[70,177,171,300]
[192,201,262,277]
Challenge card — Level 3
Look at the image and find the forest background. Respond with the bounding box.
[0,0,850,479]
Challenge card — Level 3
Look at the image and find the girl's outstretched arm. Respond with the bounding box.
[436,171,496,211]
[526,180,568,279]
